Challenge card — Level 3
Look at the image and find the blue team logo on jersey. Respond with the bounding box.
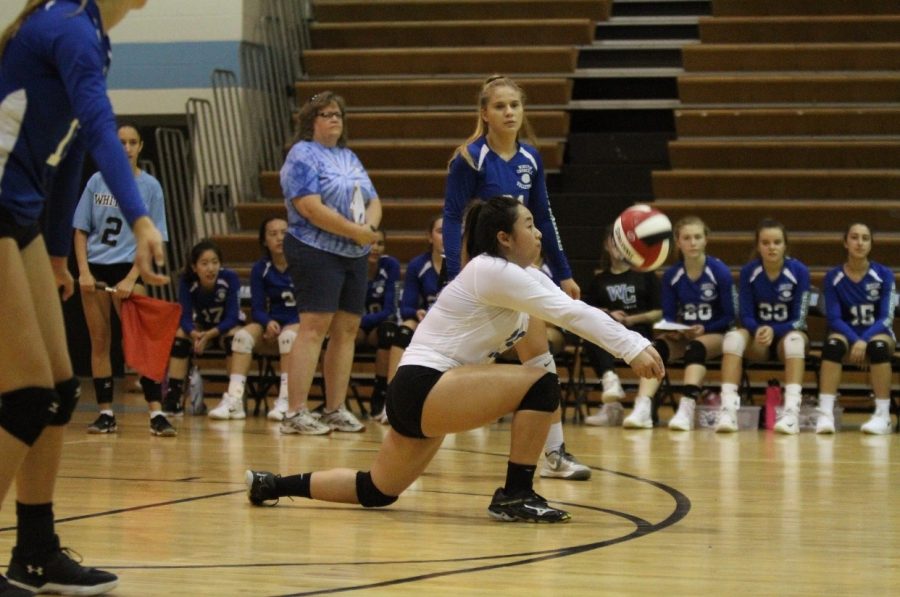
[866,283,881,301]
[516,165,533,191]
[700,283,718,301]
[778,284,794,301]
[216,288,227,303]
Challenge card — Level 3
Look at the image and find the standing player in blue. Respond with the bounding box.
[715,220,810,433]
[443,75,589,481]
[386,216,444,389]
[161,241,243,422]
[208,217,300,422]
[74,123,169,435]
[816,223,896,435]
[352,228,400,421]
[623,216,736,430]
[0,1,166,594]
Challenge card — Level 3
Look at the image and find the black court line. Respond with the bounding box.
[0,490,244,533]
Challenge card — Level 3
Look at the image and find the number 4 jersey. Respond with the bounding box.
[72,170,169,264]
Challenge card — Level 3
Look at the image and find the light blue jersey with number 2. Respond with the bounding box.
[72,170,168,264]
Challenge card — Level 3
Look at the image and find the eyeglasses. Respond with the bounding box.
[317,111,343,120]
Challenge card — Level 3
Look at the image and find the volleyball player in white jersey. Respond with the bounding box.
[246,196,664,523]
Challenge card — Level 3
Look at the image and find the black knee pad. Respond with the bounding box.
[171,336,192,359]
[140,376,163,403]
[683,341,707,365]
[0,387,58,446]
[376,321,397,350]
[652,339,670,364]
[866,340,892,364]
[222,335,234,357]
[517,372,560,413]
[355,471,398,508]
[821,337,847,363]
[393,325,414,350]
[49,377,80,426]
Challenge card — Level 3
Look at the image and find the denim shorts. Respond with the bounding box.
[284,234,367,315]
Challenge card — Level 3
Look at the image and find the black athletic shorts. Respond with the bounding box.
[385,365,445,439]
[88,262,142,289]
[0,206,40,249]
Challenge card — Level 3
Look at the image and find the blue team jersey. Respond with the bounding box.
[0,0,149,256]
[823,262,896,343]
[738,257,810,337]
[361,255,400,331]
[72,170,168,264]
[443,136,571,281]
[178,268,243,334]
[280,140,377,258]
[249,258,299,327]
[661,256,736,333]
[400,252,444,320]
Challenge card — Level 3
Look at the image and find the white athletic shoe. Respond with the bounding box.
[774,409,800,435]
[540,444,591,480]
[267,396,289,421]
[715,392,740,433]
[815,408,836,434]
[585,401,624,427]
[279,409,331,435]
[320,405,365,432]
[623,396,653,429]
[668,397,695,431]
[600,370,626,401]
[208,392,246,420]
[860,414,892,435]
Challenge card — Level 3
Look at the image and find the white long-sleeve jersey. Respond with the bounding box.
[400,254,651,372]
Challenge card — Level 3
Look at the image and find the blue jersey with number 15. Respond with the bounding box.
[72,171,168,264]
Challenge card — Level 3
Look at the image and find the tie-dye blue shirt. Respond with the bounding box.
[280,140,377,258]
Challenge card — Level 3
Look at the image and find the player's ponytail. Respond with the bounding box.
[0,1,88,59]
[463,196,520,264]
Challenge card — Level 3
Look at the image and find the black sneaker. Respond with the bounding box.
[487,487,571,523]
[150,415,177,437]
[161,395,184,416]
[86,414,117,434]
[245,470,279,506]
[0,574,33,596]
[7,540,118,595]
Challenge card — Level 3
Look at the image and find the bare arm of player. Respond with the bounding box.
[74,229,95,294]
[132,216,169,286]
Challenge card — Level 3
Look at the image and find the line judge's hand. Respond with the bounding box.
[132,216,170,286]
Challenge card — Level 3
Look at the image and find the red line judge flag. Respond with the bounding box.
[120,294,182,382]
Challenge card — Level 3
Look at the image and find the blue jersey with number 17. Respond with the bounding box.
[72,171,168,264]
[739,257,810,337]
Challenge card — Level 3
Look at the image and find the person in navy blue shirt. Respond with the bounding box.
[73,123,170,436]
[0,2,165,594]
[208,217,301,422]
[715,220,810,434]
[354,228,401,420]
[443,75,588,482]
[162,241,242,420]
[623,216,736,431]
[816,222,896,435]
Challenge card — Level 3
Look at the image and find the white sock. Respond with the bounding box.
[149,410,163,419]
[634,395,652,409]
[874,398,891,417]
[721,383,739,397]
[785,384,802,401]
[544,421,564,455]
[278,373,289,399]
[818,394,835,412]
[100,409,114,417]
[227,374,246,398]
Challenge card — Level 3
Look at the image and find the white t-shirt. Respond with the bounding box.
[401,254,651,372]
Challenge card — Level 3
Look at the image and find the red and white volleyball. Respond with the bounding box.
[612,204,672,272]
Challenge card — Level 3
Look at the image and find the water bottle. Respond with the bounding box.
[188,366,206,415]
[765,379,782,430]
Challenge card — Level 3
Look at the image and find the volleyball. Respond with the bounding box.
[612,204,672,272]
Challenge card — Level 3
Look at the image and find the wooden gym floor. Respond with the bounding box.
[1,385,896,596]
